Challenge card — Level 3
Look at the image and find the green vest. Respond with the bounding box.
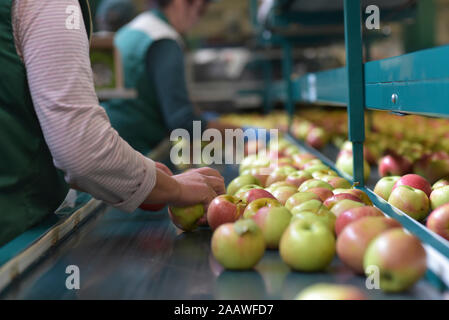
[102,10,182,155]
[0,0,92,246]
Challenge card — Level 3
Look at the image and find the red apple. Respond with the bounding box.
[285,171,312,188]
[336,217,401,273]
[244,189,276,204]
[378,154,412,177]
[272,186,298,205]
[335,206,385,236]
[292,153,317,169]
[324,194,364,210]
[330,199,365,217]
[265,166,296,186]
[211,220,266,270]
[427,203,449,240]
[393,174,432,197]
[207,195,246,231]
[306,127,329,149]
[414,151,449,184]
[363,229,427,292]
[243,197,282,219]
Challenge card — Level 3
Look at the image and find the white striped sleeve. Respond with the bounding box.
[12,0,157,212]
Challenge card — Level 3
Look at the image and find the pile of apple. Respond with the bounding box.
[374,174,449,241]
[169,138,429,295]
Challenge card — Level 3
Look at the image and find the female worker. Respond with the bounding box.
[102,0,231,155]
[0,0,225,246]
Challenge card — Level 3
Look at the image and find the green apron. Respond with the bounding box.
[101,10,182,155]
[0,0,92,246]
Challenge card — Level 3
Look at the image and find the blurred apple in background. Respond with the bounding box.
[336,150,370,181]
[413,151,449,184]
[280,220,335,272]
[243,189,276,204]
[335,206,385,236]
[207,195,246,231]
[337,217,401,274]
[271,186,298,205]
[291,199,331,216]
[324,193,364,210]
[211,220,266,270]
[432,177,449,190]
[426,203,449,241]
[378,154,412,177]
[285,171,312,188]
[333,188,372,206]
[295,283,367,300]
[388,185,430,221]
[265,166,296,186]
[373,176,400,201]
[292,153,317,169]
[392,174,432,197]
[363,229,427,292]
[306,127,329,149]
[252,206,292,249]
[234,184,263,200]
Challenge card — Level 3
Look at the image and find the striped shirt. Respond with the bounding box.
[11,0,157,213]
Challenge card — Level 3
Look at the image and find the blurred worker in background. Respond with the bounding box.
[95,0,137,32]
[0,0,225,246]
[102,0,235,155]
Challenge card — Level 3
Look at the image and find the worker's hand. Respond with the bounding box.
[155,162,173,176]
[171,167,226,208]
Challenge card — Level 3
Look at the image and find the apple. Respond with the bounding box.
[335,206,384,236]
[330,199,365,217]
[270,158,295,169]
[378,154,412,177]
[336,217,401,274]
[291,199,332,216]
[392,174,432,197]
[252,206,292,249]
[265,166,296,186]
[298,179,333,192]
[413,151,449,184]
[168,204,205,232]
[285,171,312,188]
[336,151,370,181]
[303,164,331,174]
[285,192,321,211]
[272,186,299,205]
[243,197,282,219]
[279,219,336,272]
[240,167,273,188]
[429,185,449,210]
[207,195,246,231]
[295,283,367,300]
[432,177,449,190]
[325,177,352,189]
[427,203,449,240]
[239,154,258,174]
[373,176,400,201]
[291,210,336,233]
[323,194,364,210]
[302,159,325,169]
[306,127,329,149]
[243,189,276,204]
[227,175,261,196]
[234,184,263,200]
[333,188,373,206]
[388,185,430,221]
[211,220,266,270]
[307,188,334,202]
[292,153,316,169]
[312,170,338,179]
[363,229,427,292]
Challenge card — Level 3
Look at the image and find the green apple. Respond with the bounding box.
[291,199,330,216]
[295,283,367,300]
[330,199,364,217]
[271,186,298,205]
[285,192,321,211]
[211,220,266,270]
[234,184,263,200]
[312,170,338,179]
[333,188,373,206]
[168,204,205,232]
[285,171,313,188]
[265,166,296,186]
[279,220,336,272]
[363,229,427,292]
[388,185,430,221]
[325,176,352,189]
[291,210,336,233]
[243,197,282,219]
[298,179,333,192]
[336,151,370,181]
[227,175,261,196]
[430,185,449,210]
[432,177,449,190]
[303,164,331,174]
[252,206,292,249]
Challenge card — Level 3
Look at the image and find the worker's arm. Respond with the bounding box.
[12,0,224,211]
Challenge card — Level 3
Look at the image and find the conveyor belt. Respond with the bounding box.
[0,162,445,299]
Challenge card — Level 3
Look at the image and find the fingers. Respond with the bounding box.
[205,175,226,195]
[194,167,224,179]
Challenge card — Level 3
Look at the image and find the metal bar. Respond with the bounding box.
[344,0,365,186]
